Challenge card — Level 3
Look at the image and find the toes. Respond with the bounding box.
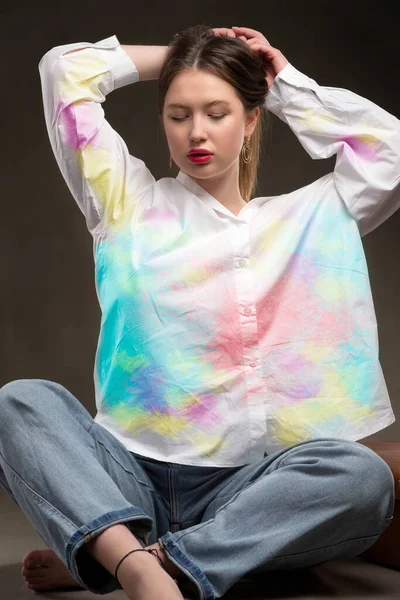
[21,564,45,576]
[22,549,44,569]
[22,567,46,579]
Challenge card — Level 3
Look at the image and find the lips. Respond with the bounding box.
[188,150,212,156]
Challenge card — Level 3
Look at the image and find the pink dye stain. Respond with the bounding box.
[58,101,104,152]
[338,133,378,161]
[267,350,322,400]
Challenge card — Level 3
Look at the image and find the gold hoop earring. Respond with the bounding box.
[241,138,252,164]
[169,154,173,168]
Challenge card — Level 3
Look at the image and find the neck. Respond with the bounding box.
[190,164,246,212]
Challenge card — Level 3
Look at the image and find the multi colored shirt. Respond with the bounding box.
[38,34,399,466]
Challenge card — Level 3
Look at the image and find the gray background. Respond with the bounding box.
[1,0,399,445]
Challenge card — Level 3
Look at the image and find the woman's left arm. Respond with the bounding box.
[264,62,400,237]
[218,26,400,236]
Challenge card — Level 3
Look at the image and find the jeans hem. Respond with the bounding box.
[159,532,215,600]
[66,506,154,593]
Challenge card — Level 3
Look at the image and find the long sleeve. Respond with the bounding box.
[265,63,400,237]
[38,34,155,236]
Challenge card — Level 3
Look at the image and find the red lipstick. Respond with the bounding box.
[187,148,213,163]
[188,154,213,163]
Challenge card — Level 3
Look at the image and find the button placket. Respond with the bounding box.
[231,225,266,458]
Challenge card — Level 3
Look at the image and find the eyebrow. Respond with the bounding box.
[166,100,230,109]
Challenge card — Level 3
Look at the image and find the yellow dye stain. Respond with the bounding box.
[273,394,374,447]
[300,108,384,151]
[315,273,346,304]
[77,147,134,228]
[183,265,212,287]
[300,108,337,132]
[300,341,332,362]
[258,220,291,252]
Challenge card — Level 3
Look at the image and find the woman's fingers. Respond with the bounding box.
[211,26,270,47]
[247,39,272,50]
[231,26,257,33]
[212,28,236,38]
[232,26,271,45]
[231,26,262,36]
[211,27,249,41]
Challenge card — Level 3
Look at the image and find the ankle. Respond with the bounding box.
[115,548,165,584]
[117,554,185,600]
[83,524,144,578]
[117,549,159,581]
[144,543,183,580]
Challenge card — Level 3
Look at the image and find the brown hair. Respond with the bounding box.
[158,23,270,203]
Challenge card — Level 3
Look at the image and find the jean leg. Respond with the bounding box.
[0,379,169,594]
[159,438,395,600]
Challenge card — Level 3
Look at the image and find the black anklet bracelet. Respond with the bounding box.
[114,548,166,583]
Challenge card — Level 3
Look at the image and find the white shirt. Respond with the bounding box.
[38,34,399,466]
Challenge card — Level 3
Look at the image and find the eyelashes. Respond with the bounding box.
[171,114,226,122]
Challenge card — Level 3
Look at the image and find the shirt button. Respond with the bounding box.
[244,308,252,317]
[238,258,246,267]
[250,362,257,368]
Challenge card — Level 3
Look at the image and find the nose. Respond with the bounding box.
[189,117,208,142]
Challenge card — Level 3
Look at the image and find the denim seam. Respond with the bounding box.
[264,530,385,563]
[67,508,152,548]
[173,508,390,559]
[160,533,214,600]
[0,450,76,530]
[94,434,159,493]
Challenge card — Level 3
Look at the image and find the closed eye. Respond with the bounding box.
[171,114,226,122]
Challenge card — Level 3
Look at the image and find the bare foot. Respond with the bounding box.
[21,549,82,592]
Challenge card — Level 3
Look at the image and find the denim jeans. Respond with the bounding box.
[0,379,395,600]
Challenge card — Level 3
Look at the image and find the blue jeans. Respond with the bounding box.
[0,379,395,600]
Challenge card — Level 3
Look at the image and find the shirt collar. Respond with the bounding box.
[176,170,252,221]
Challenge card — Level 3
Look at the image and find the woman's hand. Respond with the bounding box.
[211,26,288,88]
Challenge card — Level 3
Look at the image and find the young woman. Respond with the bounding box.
[1,23,399,600]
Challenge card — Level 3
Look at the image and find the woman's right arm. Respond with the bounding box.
[120,45,169,81]
[38,35,168,236]
[65,44,168,81]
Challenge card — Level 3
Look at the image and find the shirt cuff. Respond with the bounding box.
[90,34,139,90]
[41,34,140,92]
[265,62,319,116]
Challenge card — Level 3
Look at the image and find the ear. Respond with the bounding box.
[245,107,260,137]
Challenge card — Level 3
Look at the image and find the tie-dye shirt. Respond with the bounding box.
[38,34,399,466]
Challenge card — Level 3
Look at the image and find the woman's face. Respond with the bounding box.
[162,69,258,181]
